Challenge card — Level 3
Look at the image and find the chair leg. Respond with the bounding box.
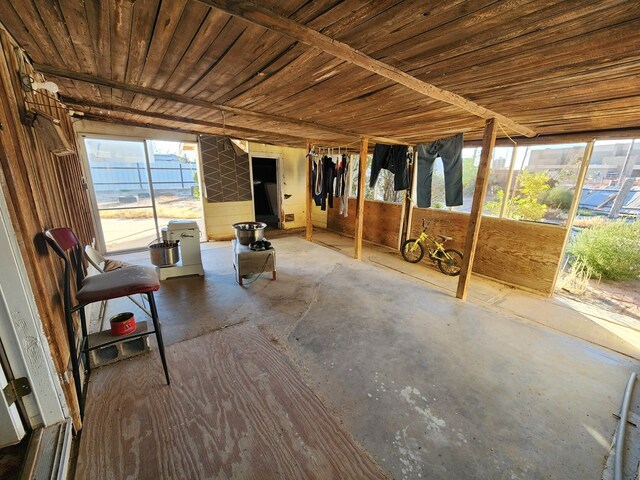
[127,294,152,318]
[64,307,84,417]
[98,300,108,331]
[79,306,90,375]
[147,292,170,385]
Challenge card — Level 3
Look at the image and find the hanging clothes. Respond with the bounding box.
[314,155,323,196]
[334,155,342,197]
[335,153,352,216]
[416,133,464,208]
[321,155,336,211]
[310,155,322,207]
[370,144,409,191]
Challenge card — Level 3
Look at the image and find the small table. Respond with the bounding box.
[232,239,277,285]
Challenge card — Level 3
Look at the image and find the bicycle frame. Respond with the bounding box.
[408,224,453,261]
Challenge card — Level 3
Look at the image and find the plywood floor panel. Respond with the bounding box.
[75,324,385,480]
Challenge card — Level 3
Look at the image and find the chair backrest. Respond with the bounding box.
[84,245,106,273]
[44,228,86,304]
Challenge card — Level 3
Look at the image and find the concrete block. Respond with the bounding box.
[87,321,151,369]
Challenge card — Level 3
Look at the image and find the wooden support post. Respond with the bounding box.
[399,146,418,248]
[354,138,369,259]
[305,142,313,241]
[456,119,498,300]
[551,140,594,291]
[499,145,518,218]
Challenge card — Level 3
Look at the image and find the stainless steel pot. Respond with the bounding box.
[148,241,180,267]
[232,222,266,245]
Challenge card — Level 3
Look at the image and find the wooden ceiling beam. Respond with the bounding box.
[195,0,537,138]
[77,113,303,147]
[33,63,404,146]
[60,97,319,144]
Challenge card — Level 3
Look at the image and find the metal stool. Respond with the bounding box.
[44,227,170,417]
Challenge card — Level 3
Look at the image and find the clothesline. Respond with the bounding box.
[498,122,518,147]
[311,140,361,152]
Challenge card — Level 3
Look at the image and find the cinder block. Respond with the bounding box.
[87,321,151,369]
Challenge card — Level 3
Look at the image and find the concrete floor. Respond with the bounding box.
[97,230,640,480]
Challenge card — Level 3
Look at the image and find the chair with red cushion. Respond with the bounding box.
[44,227,170,416]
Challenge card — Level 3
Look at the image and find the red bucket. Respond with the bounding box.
[110,312,136,336]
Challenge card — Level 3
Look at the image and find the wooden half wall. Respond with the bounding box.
[409,209,566,296]
[328,198,403,249]
[0,29,95,427]
[327,198,566,296]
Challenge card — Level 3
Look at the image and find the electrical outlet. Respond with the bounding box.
[284,214,295,222]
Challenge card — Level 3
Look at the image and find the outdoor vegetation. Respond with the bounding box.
[486,170,552,221]
[568,220,640,281]
[539,186,573,211]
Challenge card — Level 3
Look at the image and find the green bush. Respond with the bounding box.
[486,170,551,221]
[568,221,640,280]
[540,186,573,210]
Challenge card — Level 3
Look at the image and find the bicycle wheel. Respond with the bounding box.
[401,239,425,263]
[437,248,463,276]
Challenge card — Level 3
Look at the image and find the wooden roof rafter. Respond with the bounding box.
[61,97,320,145]
[196,0,537,138]
[2,0,633,147]
[33,63,405,146]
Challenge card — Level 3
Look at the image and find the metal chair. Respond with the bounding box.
[44,227,170,417]
[84,245,152,330]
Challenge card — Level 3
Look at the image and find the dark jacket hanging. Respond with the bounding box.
[311,159,322,207]
[321,156,336,211]
[370,144,409,191]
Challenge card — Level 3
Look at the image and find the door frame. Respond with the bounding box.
[248,152,284,229]
[78,133,207,253]
[78,134,159,254]
[0,176,67,442]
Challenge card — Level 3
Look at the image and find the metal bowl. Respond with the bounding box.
[148,241,180,267]
[232,222,266,245]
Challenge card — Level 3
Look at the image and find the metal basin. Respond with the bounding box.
[149,241,180,267]
[232,222,266,245]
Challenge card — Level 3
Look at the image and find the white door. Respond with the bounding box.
[0,358,26,447]
[0,177,67,446]
[0,212,27,447]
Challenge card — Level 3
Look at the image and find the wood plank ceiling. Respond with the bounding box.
[1,0,638,147]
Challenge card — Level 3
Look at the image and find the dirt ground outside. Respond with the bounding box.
[558,277,640,322]
[98,193,202,219]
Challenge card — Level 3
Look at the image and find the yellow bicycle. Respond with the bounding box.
[401,219,463,276]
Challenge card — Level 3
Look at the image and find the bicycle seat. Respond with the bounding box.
[438,235,452,242]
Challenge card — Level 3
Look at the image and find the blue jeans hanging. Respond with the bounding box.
[416,133,464,208]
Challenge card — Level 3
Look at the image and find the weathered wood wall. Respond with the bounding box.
[409,209,566,296]
[0,28,95,427]
[327,201,565,296]
[328,198,402,249]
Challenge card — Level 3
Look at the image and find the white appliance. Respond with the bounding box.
[158,220,205,280]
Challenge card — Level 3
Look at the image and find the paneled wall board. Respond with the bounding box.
[328,199,402,249]
[0,29,95,427]
[409,208,566,295]
[328,202,566,295]
[200,135,252,202]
